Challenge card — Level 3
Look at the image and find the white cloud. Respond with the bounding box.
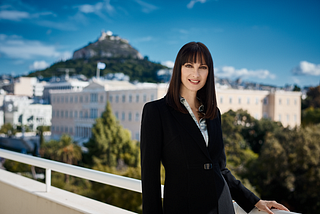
[135,0,158,13]
[75,0,115,20]
[161,61,174,68]
[29,60,50,70]
[215,66,276,79]
[187,0,207,9]
[0,10,30,21]
[291,61,320,76]
[0,34,71,60]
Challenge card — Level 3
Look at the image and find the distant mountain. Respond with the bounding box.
[27,31,166,83]
[73,31,143,60]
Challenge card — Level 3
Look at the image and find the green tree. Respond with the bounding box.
[245,125,320,213]
[0,123,16,136]
[302,85,320,110]
[301,107,320,126]
[84,101,139,168]
[241,118,283,154]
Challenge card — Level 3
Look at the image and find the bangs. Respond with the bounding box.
[181,46,208,65]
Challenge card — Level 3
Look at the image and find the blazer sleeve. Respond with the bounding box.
[140,102,163,214]
[217,109,260,213]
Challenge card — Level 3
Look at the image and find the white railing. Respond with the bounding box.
[0,148,145,194]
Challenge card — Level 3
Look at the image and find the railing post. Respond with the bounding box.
[46,168,51,192]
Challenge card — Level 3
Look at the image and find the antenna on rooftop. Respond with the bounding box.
[57,68,75,80]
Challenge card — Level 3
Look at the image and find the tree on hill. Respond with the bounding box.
[83,101,139,168]
[27,57,166,83]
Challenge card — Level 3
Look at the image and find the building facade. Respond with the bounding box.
[50,80,301,144]
[3,95,52,131]
[216,88,301,127]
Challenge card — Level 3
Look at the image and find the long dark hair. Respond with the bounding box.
[166,42,217,119]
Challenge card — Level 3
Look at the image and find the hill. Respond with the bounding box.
[27,31,167,83]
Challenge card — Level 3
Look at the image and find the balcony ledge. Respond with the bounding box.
[0,169,136,214]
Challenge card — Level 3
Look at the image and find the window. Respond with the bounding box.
[135,132,140,141]
[100,95,103,103]
[85,96,88,103]
[287,98,290,105]
[256,98,259,105]
[287,114,290,122]
[90,93,98,103]
[143,94,147,102]
[57,97,60,103]
[52,126,55,131]
[135,112,140,121]
[52,97,56,103]
[294,99,297,105]
[61,110,64,118]
[70,96,73,103]
[220,97,223,104]
[254,114,258,119]
[151,94,155,101]
[247,97,250,104]
[80,111,83,118]
[75,96,78,103]
[69,127,73,134]
[109,95,113,103]
[65,111,68,118]
[129,95,132,103]
[52,111,55,117]
[229,97,232,104]
[115,111,119,119]
[116,95,119,103]
[85,111,88,118]
[56,110,59,118]
[279,98,282,105]
[136,95,139,103]
[122,95,126,103]
[263,97,268,105]
[294,114,297,122]
[128,112,132,121]
[263,112,268,118]
[61,96,64,103]
[70,111,73,118]
[74,111,78,118]
[65,127,68,132]
[65,96,68,103]
[122,112,125,121]
[238,97,241,104]
[90,108,98,119]
[80,96,83,103]
[279,114,282,121]
[56,126,59,132]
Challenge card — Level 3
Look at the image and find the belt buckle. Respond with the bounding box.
[204,163,212,170]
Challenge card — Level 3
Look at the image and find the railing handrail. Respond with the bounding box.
[0,148,146,194]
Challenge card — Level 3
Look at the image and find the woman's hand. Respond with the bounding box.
[255,200,289,214]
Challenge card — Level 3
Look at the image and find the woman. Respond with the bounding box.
[140,42,289,214]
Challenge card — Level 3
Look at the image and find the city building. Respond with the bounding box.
[50,80,167,144]
[1,77,46,98]
[43,78,89,104]
[216,88,301,127]
[50,80,301,144]
[3,95,52,131]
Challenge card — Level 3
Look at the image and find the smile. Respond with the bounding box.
[189,79,200,84]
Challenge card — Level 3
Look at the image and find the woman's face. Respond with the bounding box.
[180,59,208,96]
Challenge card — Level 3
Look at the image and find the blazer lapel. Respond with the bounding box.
[169,107,211,159]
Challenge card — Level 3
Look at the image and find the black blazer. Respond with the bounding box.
[140,97,260,214]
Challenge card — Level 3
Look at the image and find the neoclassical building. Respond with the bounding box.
[50,80,301,144]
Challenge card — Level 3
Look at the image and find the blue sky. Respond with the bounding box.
[0,0,319,88]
